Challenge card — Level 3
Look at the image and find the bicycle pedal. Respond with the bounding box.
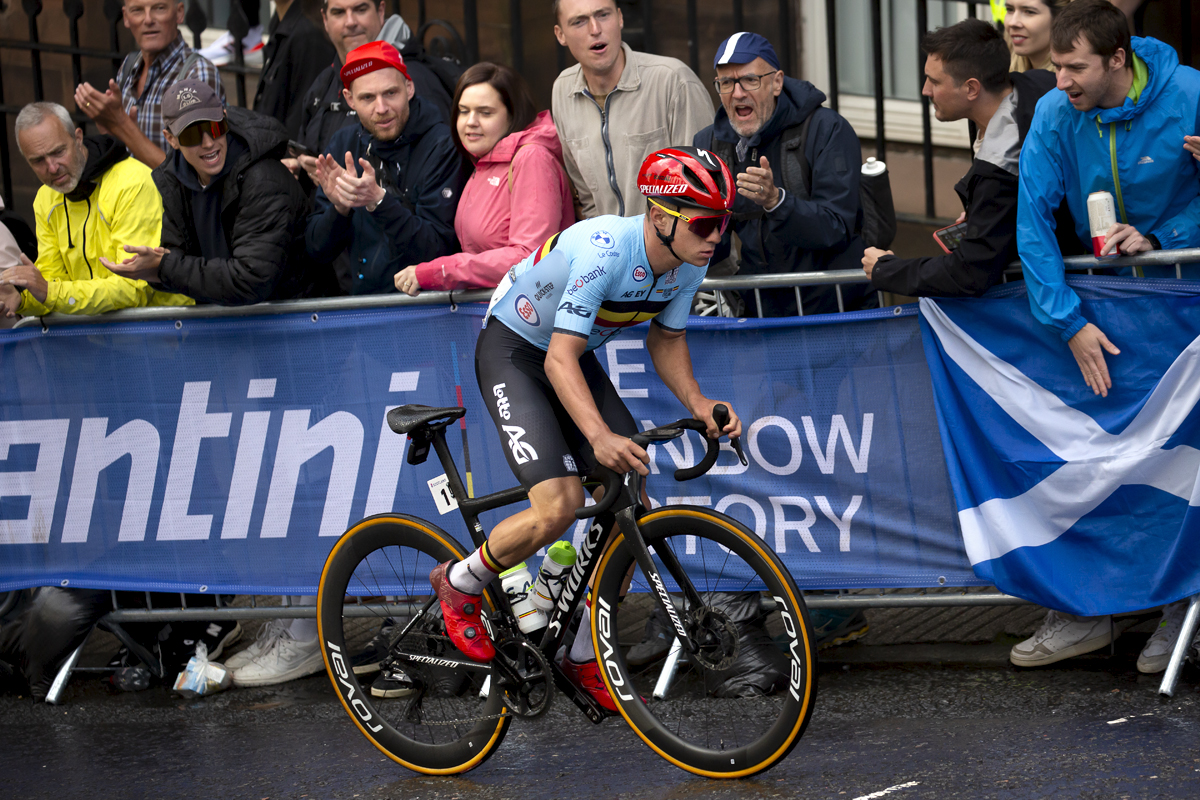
[549,661,610,724]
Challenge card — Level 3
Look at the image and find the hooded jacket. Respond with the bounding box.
[153,106,319,304]
[695,76,866,316]
[305,95,466,295]
[412,110,573,291]
[871,70,1074,297]
[1018,37,1200,340]
[19,135,193,316]
[296,15,455,156]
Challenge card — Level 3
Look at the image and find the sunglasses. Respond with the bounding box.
[649,198,731,238]
[177,118,228,147]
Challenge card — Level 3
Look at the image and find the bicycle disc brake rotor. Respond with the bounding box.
[493,636,553,718]
[686,606,740,671]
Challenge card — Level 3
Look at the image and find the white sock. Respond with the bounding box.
[288,596,318,642]
[448,544,501,595]
[568,603,596,663]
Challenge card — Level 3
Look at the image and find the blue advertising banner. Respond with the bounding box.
[0,303,978,594]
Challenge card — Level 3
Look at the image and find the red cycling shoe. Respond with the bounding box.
[560,656,618,713]
[429,561,496,662]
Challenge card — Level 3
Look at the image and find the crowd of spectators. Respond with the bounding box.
[2,0,1200,691]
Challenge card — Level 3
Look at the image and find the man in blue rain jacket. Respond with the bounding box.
[1018,0,1200,397]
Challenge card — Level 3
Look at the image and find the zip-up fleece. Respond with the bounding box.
[1017,37,1200,340]
[20,135,193,316]
[552,43,713,219]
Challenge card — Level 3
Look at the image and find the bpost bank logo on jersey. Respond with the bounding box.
[514,294,540,326]
[590,230,615,249]
[632,266,648,282]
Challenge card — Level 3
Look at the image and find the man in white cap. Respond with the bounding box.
[695,31,867,317]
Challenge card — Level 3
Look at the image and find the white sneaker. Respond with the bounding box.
[1009,610,1113,667]
[229,626,323,687]
[223,619,285,670]
[1137,600,1188,674]
[198,26,264,67]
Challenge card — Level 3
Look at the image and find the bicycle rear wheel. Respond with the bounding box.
[316,514,511,774]
[591,506,817,778]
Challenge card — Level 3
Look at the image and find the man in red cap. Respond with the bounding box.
[304,41,465,295]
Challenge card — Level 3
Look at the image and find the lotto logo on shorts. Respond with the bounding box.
[514,294,540,325]
[492,383,511,420]
[632,266,648,282]
[502,425,538,464]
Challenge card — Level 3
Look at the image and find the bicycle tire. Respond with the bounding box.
[591,506,817,778]
[316,513,511,775]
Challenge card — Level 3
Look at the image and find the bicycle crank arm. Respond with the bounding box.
[615,507,699,656]
[549,661,609,724]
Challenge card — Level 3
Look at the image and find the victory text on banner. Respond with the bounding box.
[0,303,976,594]
[920,278,1200,616]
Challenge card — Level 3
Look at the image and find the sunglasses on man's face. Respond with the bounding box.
[649,198,731,238]
[177,118,228,147]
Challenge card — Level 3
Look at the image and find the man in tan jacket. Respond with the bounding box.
[551,0,714,219]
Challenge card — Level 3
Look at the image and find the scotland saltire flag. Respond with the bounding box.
[919,278,1200,616]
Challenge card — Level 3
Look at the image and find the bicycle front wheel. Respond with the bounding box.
[591,506,817,778]
[316,514,511,775]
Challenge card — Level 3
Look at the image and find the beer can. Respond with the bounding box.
[1088,191,1117,257]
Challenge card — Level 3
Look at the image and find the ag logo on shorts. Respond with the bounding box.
[514,294,540,325]
[632,266,648,282]
[590,230,615,249]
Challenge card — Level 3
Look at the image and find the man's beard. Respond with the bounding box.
[54,149,87,194]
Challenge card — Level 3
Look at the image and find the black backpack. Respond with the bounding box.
[779,112,896,251]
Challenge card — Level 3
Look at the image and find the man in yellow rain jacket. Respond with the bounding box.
[0,102,192,318]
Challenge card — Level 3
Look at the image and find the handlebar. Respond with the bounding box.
[573,404,747,519]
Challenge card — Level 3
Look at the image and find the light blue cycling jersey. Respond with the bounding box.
[486,215,706,352]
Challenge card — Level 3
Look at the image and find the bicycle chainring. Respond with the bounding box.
[493,635,553,718]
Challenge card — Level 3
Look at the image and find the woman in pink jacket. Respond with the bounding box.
[394,63,574,295]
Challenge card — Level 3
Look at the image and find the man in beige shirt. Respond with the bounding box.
[552,0,714,218]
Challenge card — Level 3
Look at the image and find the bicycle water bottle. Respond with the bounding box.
[500,562,548,634]
[531,540,577,612]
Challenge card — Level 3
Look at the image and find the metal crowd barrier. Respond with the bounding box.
[14,256,1200,702]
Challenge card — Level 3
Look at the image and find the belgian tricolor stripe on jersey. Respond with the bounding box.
[531,232,562,265]
[594,298,673,328]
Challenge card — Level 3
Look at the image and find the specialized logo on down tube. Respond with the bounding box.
[514,294,539,325]
[632,266,648,282]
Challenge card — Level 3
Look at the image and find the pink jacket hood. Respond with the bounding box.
[412,110,574,292]
[475,109,564,167]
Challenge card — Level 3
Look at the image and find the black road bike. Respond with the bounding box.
[316,403,817,778]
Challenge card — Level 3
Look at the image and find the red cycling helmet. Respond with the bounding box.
[638,146,734,213]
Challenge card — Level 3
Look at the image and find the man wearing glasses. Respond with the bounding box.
[695,32,868,317]
[103,79,319,305]
[427,147,741,711]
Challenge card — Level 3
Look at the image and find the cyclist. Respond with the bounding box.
[430,146,743,710]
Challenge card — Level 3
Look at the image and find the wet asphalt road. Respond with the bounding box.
[4,641,1200,800]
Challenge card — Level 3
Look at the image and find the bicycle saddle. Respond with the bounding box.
[387,404,466,435]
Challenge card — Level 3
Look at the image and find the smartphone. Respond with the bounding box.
[933,221,968,254]
[287,139,315,158]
